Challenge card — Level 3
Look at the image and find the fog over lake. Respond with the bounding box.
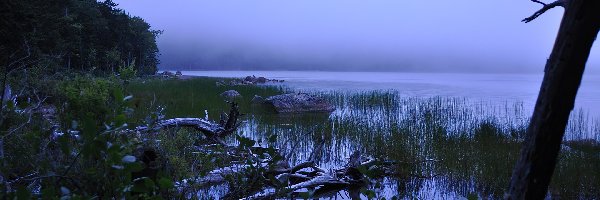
[116,0,599,73]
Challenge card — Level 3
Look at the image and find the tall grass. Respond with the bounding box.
[130,77,600,199]
[253,90,600,199]
[127,77,286,124]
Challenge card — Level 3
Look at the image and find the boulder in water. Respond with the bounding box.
[255,77,267,84]
[220,90,241,99]
[264,93,334,113]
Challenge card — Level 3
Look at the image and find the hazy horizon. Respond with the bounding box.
[115,0,599,73]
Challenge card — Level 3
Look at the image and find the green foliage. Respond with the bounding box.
[4,74,600,199]
[0,0,160,75]
[0,76,183,198]
[155,128,212,180]
[119,61,138,82]
[127,77,286,122]
[56,75,120,126]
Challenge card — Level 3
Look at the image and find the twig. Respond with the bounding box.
[531,0,548,6]
[522,0,568,23]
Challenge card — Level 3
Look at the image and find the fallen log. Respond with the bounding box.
[135,102,241,144]
[136,118,225,136]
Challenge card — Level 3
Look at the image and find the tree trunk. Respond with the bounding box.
[507,0,600,199]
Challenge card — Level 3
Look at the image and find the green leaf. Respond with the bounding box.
[6,100,14,110]
[16,186,31,200]
[157,177,174,189]
[125,162,144,172]
[361,189,376,199]
[132,177,155,193]
[81,116,97,141]
[113,88,124,104]
[41,186,57,199]
[114,114,126,127]
[467,192,479,200]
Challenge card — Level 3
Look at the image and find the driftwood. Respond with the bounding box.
[239,151,394,200]
[174,148,390,199]
[135,102,241,144]
[129,103,412,199]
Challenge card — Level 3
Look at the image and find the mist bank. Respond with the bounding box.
[156,34,600,74]
[113,0,600,73]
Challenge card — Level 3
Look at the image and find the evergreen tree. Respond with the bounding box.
[0,0,161,75]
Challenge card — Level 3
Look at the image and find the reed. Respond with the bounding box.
[131,77,600,199]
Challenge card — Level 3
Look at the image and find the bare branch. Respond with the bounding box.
[523,0,568,23]
[531,0,548,6]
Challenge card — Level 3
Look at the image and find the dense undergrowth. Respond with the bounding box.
[2,73,599,199]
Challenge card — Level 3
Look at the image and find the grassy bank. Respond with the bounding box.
[127,76,600,199]
[125,77,600,199]
[127,77,286,123]
[7,75,595,199]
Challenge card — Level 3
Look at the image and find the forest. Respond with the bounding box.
[1,0,160,75]
[1,0,167,198]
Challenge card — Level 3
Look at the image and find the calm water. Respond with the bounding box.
[184,71,600,117]
[179,71,600,199]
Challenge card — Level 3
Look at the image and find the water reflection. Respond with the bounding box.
[199,91,600,199]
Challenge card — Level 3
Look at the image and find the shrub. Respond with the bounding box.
[56,76,120,127]
[1,77,175,199]
[119,62,138,83]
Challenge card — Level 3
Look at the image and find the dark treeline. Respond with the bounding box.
[0,1,170,198]
[0,0,160,75]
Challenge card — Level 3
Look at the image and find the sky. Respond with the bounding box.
[114,0,599,73]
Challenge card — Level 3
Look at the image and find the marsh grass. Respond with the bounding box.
[130,77,599,199]
[127,77,286,124]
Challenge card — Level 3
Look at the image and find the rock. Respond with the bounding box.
[264,93,335,113]
[175,71,183,76]
[160,71,176,79]
[251,95,265,104]
[220,90,241,99]
[256,77,267,84]
[244,76,255,82]
[237,75,284,85]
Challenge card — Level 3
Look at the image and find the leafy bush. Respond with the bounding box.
[55,76,120,127]
[1,77,175,198]
[119,62,138,82]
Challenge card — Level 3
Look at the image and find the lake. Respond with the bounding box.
[184,71,600,117]
[167,71,600,199]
